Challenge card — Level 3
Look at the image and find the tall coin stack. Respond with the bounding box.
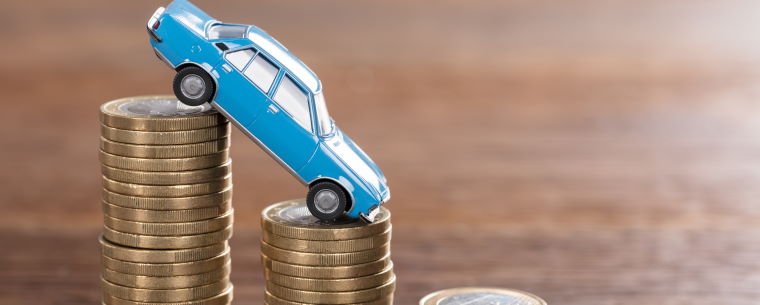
[99,96,234,305]
[261,200,395,305]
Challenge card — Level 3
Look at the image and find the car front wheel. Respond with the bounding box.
[173,66,215,106]
[306,182,348,221]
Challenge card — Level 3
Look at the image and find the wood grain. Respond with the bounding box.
[2,1,760,304]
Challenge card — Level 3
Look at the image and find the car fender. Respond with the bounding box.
[175,61,222,101]
[300,143,381,217]
[308,176,356,207]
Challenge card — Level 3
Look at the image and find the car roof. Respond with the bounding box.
[244,25,321,93]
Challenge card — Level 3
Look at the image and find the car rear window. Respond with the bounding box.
[208,24,247,39]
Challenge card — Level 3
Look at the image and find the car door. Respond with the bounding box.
[213,48,271,127]
[250,71,319,173]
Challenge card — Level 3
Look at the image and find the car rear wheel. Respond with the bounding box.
[307,182,348,221]
[173,66,215,106]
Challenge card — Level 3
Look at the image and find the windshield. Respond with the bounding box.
[314,93,334,136]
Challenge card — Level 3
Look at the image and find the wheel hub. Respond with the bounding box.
[180,75,206,99]
[314,189,340,214]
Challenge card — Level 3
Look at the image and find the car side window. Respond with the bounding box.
[208,24,247,39]
[274,76,312,131]
[224,49,255,70]
[244,54,279,93]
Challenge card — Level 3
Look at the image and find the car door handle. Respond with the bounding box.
[267,104,279,114]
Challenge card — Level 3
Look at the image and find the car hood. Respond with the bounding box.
[323,128,388,199]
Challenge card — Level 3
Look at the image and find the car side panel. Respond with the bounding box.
[150,17,189,66]
[298,143,382,218]
[213,54,268,127]
[152,16,216,69]
[251,100,319,173]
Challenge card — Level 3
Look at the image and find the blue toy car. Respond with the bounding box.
[146,0,390,222]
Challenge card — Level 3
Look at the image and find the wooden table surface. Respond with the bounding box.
[2,1,760,304]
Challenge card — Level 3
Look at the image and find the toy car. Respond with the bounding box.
[146,0,390,222]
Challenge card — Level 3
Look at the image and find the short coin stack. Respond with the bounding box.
[99,96,234,305]
[261,200,395,305]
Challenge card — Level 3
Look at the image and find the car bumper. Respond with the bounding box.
[147,27,162,43]
[381,189,391,203]
[152,47,174,69]
[360,205,381,223]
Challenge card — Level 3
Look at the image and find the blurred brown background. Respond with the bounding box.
[2,0,760,304]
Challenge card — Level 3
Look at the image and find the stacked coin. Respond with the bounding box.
[261,200,394,305]
[99,96,234,305]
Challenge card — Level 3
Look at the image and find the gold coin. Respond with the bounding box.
[419,287,547,305]
[261,254,391,279]
[100,151,229,172]
[100,96,226,132]
[102,176,232,197]
[262,228,391,253]
[99,237,227,263]
[102,249,230,276]
[260,242,389,266]
[266,275,395,304]
[265,291,393,305]
[101,278,230,302]
[102,201,231,223]
[101,137,230,159]
[103,263,230,289]
[261,200,391,241]
[265,263,394,292]
[102,188,232,210]
[101,124,230,145]
[103,210,234,236]
[102,286,233,305]
[103,225,233,249]
[101,162,231,185]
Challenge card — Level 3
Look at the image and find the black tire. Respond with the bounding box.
[306,182,348,221]
[173,66,215,106]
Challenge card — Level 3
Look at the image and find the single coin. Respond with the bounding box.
[101,277,230,302]
[99,236,227,263]
[103,210,233,236]
[265,262,394,292]
[102,176,232,197]
[99,237,227,263]
[102,286,233,305]
[266,275,395,304]
[265,291,393,305]
[100,151,229,172]
[260,242,389,266]
[261,254,391,279]
[103,225,233,249]
[419,287,547,305]
[101,124,230,145]
[100,96,226,131]
[102,249,230,276]
[101,162,231,185]
[103,263,230,289]
[102,201,231,223]
[261,200,390,241]
[262,228,391,253]
[101,137,230,159]
[102,188,232,210]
